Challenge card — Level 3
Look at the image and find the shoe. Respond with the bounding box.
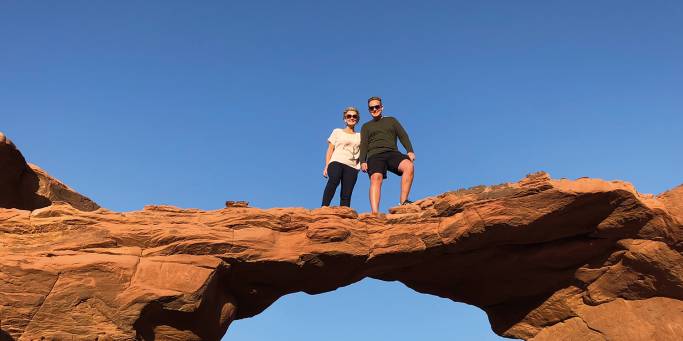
[400,200,414,205]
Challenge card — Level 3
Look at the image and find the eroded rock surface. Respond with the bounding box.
[1,134,681,340]
[0,133,99,212]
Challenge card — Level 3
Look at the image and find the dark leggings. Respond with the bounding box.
[321,161,359,207]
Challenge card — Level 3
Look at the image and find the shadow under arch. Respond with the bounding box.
[223,278,515,341]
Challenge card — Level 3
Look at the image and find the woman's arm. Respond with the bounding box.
[323,142,335,177]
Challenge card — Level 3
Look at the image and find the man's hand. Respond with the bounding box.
[407,152,416,162]
[361,163,368,173]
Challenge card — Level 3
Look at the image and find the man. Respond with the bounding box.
[359,96,416,214]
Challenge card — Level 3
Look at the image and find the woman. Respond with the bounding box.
[321,106,361,207]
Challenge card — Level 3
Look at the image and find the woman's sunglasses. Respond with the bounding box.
[345,115,359,119]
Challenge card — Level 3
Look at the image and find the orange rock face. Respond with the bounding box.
[1,135,681,341]
[0,133,99,212]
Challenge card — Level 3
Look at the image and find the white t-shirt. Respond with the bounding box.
[327,128,361,170]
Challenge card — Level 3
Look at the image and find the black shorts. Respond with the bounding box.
[367,151,410,179]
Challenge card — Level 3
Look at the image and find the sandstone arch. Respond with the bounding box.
[1,136,681,340]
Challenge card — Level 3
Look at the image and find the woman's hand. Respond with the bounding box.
[361,163,368,173]
[324,142,334,178]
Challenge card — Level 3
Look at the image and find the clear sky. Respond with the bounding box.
[2,1,681,340]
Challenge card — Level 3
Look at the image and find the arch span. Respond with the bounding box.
[1,139,682,340]
[225,278,509,340]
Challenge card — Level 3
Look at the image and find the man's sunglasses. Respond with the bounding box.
[345,114,359,119]
[368,105,382,112]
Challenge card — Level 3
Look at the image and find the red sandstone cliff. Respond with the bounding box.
[0,132,99,212]
[1,133,681,340]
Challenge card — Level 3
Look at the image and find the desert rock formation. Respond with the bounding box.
[1,134,681,340]
[0,132,99,212]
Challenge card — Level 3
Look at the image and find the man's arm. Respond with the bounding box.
[359,124,369,163]
[359,124,370,172]
[393,118,414,154]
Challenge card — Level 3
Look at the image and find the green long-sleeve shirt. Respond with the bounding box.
[359,116,414,162]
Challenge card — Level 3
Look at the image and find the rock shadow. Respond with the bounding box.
[0,141,51,210]
[0,329,15,341]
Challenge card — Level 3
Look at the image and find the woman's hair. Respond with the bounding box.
[342,106,360,120]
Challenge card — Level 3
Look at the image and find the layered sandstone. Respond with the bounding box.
[1,134,681,340]
[0,132,99,212]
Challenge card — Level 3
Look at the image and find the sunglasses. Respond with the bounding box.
[345,114,359,119]
[368,105,382,112]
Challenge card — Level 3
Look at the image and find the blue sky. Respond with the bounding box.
[2,1,681,340]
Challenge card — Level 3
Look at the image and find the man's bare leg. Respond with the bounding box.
[398,159,414,203]
[370,173,383,214]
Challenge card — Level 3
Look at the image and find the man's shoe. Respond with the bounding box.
[400,200,414,205]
